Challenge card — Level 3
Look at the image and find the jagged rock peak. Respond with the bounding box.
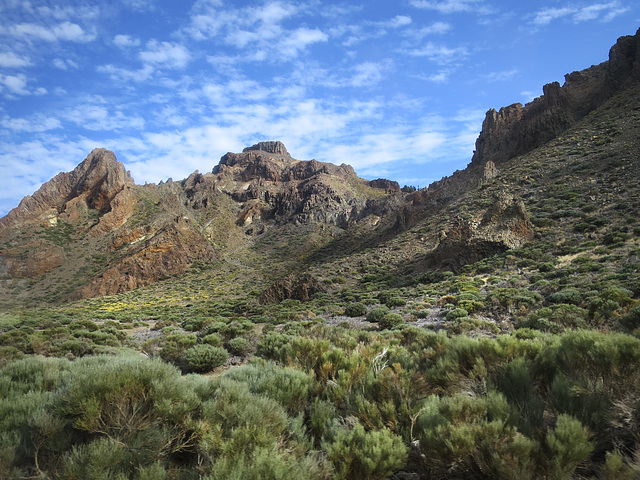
[470,27,640,167]
[243,141,290,156]
[0,148,134,233]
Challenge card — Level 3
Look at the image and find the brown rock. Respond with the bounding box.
[471,28,640,167]
[0,148,134,236]
[0,241,66,278]
[424,193,534,272]
[78,221,216,298]
[259,273,325,304]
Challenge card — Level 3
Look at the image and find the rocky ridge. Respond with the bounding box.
[0,142,401,300]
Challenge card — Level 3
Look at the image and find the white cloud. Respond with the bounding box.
[482,69,519,82]
[97,64,154,82]
[0,74,29,95]
[350,61,390,87]
[249,1,298,24]
[53,58,79,70]
[0,51,31,68]
[140,40,191,69]
[4,21,96,42]
[531,7,575,25]
[405,42,469,64]
[415,22,452,37]
[384,15,413,28]
[1,115,61,132]
[530,2,628,26]
[409,0,485,14]
[62,104,145,131]
[114,34,141,47]
[279,28,329,58]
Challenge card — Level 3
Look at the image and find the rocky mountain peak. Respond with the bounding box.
[0,148,134,236]
[242,141,290,156]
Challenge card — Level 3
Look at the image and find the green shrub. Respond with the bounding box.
[379,313,404,330]
[228,337,250,356]
[366,306,390,323]
[202,333,224,347]
[547,288,582,305]
[321,423,407,480]
[224,361,313,415]
[545,414,593,479]
[345,302,368,317]
[445,307,469,321]
[385,297,406,308]
[183,344,228,372]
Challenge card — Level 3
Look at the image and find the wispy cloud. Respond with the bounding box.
[53,58,79,70]
[404,42,469,64]
[409,0,487,14]
[531,2,628,26]
[0,74,46,97]
[482,69,519,82]
[61,103,145,131]
[1,115,61,132]
[139,40,191,69]
[113,34,141,48]
[1,21,96,42]
[0,51,32,68]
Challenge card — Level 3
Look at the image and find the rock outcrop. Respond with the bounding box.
[0,148,135,238]
[259,273,325,304]
[471,27,640,168]
[78,218,216,298]
[424,193,534,272]
[192,142,395,228]
[0,241,66,278]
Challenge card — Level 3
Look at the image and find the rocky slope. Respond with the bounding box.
[0,142,400,301]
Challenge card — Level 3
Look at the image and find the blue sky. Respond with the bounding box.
[1,0,638,216]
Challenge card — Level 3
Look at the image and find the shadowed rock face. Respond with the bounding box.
[424,193,534,273]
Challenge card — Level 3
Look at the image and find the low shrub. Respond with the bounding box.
[366,306,390,323]
[183,344,228,372]
[379,313,405,330]
[345,302,368,317]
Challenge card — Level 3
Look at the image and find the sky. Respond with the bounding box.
[1,0,639,216]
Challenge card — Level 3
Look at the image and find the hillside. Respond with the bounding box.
[0,28,639,480]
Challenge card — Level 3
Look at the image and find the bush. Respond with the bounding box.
[366,306,390,323]
[548,288,582,305]
[202,333,224,347]
[345,302,368,317]
[445,307,469,321]
[183,344,228,372]
[228,337,250,356]
[545,414,594,479]
[321,423,407,480]
[225,361,314,414]
[385,296,406,308]
[379,313,405,330]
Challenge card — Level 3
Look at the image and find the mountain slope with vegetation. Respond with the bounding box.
[0,28,639,480]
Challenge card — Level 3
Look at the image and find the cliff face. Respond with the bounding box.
[470,28,640,169]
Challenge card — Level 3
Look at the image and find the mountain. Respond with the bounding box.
[1,27,640,480]
[0,140,402,302]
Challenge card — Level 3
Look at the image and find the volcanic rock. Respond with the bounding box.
[424,193,534,272]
